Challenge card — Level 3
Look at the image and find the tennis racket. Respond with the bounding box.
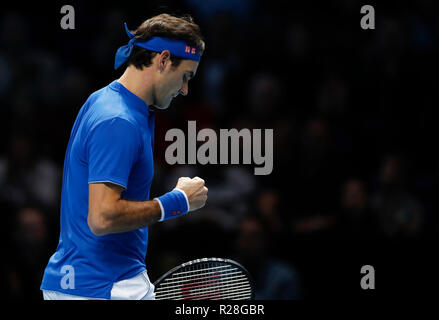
[153,257,255,300]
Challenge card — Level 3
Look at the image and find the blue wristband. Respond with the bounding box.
[154,189,190,222]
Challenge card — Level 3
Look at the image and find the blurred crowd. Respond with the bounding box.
[0,0,438,300]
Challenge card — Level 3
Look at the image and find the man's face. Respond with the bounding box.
[153,58,199,109]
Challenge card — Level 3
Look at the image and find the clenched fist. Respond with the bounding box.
[175,176,208,212]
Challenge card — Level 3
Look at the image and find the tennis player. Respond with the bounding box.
[40,13,207,300]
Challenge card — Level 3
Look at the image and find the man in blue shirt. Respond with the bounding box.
[40,13,208,300]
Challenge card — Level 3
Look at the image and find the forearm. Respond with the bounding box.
[91,198,161,236]
[88,177,207,236]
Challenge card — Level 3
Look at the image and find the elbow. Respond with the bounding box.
[88,222,107,237]
[88,211,112,236]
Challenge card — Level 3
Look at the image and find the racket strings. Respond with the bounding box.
[154,262,252,300]
[159,269,242,286]
[159,288,252,300]
[156,279,251,299]
[156,287,252,300]
[157,263,236,287]
[157,276,248,293]
[169,265,230,277]
[158,263,234,285]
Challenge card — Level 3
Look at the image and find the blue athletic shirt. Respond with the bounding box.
[41,80,155,299]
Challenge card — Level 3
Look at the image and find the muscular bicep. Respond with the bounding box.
[88,182,124,233]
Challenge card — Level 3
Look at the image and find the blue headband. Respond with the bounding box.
[114,22,201,69]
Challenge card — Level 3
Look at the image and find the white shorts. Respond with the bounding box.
[42,270,155,300]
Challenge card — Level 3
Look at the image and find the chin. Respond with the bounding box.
[152,100,171,110]
[152,104,168,110]
[154,98,173,110]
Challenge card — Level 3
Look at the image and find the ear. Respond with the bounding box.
[157,50,171,72]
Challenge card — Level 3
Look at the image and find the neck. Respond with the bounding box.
[117,66,155,106]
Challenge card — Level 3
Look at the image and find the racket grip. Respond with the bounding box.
[154,189,189,222]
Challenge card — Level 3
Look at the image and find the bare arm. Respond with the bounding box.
[88,177,207,236]
[88,182,161,236]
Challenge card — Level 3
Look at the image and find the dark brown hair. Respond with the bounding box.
[126,13,205,70]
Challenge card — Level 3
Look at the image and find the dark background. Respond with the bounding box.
[0,0,438,300]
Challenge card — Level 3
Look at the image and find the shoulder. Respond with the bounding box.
[85,86,139,132]
[83,116,143,160]
[89,116,141,142]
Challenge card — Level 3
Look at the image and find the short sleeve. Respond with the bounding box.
[87,117,141,189]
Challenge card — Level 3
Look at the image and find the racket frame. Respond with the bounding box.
[153,257,255,300]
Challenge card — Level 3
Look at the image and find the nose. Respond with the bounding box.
[179,81,188,96]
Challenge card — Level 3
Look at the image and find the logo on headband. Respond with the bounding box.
[185,45,197,55]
